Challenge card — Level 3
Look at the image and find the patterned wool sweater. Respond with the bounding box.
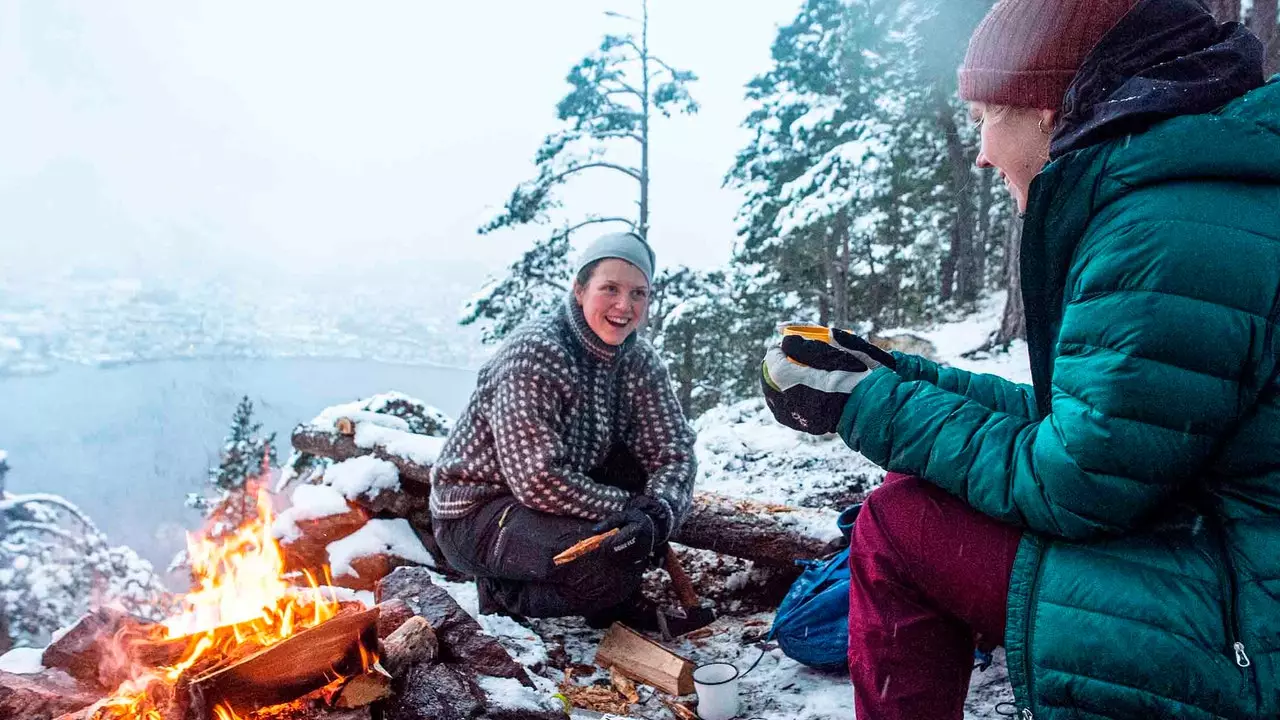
[430,297,697,526]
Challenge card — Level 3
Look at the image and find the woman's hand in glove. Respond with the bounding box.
[761,328,895,435]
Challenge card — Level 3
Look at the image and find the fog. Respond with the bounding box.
[0,1,796,302]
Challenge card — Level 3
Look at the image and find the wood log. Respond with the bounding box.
[593,623,694,696]
[187,607,380,715]
[378,616,438,676]
[290,428,431,487]
[293,428,837,566]
[672,492,839,566]
[325,670,393,709]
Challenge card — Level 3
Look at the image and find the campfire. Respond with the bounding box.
[84,490,382,720]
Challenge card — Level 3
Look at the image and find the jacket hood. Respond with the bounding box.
[1050,0,1266,159]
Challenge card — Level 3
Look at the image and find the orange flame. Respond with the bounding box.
[93,487,350,719]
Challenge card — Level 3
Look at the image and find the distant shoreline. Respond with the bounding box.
[0,352,486,380]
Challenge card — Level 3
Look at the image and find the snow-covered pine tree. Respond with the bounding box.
[190,396,278,540]
[462,0,698,343]
[649,267,766,417]
[0,452,171,648]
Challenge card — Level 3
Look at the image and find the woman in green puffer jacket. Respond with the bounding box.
[761,0,1280,717]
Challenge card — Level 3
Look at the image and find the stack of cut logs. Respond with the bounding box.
[0,568,563,720]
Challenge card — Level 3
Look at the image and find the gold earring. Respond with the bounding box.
[1039,118,1051,135]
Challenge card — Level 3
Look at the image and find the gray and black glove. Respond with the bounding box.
[761,328,895,435]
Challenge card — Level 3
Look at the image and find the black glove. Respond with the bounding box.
[592,498,664,568]
[761,328,896,435]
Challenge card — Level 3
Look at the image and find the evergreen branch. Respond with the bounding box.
[547,161,641,184]
[0,493,100,533]
[3,521,82,544]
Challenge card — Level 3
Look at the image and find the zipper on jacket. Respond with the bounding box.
[1019,547,1046,720]
[1206,512,1250,669]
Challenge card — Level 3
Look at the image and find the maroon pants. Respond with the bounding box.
[848,473,1022,720]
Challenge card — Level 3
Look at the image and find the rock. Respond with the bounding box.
[0,669,99,720]
[376,568,531,686]
[386,663,485,720]
[41,608,141,689]
[377,599,416,639]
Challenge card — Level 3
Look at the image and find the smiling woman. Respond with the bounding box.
[428,231,698,631]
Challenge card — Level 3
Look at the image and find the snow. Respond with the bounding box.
[476,675,565,715]
[327,518,435,578]
[322,455,400,500]
[271,484,351,543]
[0,647,44,674]
[353,423,446,466]
[0,449,7,464]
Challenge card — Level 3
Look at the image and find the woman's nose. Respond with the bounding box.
[975,152,993,170]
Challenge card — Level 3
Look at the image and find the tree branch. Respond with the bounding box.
[560,216,636,237]
[547,161,642,185]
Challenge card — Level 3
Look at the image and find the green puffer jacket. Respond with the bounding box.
[839,79,1280,718]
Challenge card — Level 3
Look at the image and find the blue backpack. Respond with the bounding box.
[769,503,993,673]
[768,504,859,671]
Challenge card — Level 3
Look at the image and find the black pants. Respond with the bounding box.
[434,495,646,618]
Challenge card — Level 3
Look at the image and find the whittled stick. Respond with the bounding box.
[553,529,619,566]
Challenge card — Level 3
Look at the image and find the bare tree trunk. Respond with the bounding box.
[976,165,993,289]
[638,0,651,240]
[1250,0,1280,77]
[831,212,851,328]
[936,89,977,305]
[995,215,1025,344]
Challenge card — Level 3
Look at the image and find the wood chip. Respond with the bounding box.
[610,666,640,705]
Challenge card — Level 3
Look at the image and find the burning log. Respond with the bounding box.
[41,608,145,690]
[325,670,393,709]
[186,607,380,715]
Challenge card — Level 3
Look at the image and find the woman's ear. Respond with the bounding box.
[572,283,585,306]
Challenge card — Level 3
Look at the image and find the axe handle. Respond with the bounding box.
[665,546,700,610]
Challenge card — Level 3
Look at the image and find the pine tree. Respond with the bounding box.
[188,396,278,542]
[209,396,276,495]
[463,0,698,343]
[0,455,171,647]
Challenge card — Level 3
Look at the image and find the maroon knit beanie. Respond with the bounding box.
[959,0,1142,109]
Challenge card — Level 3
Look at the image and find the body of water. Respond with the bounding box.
[0,357,477,571]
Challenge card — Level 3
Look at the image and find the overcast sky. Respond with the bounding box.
[0,1,797,293]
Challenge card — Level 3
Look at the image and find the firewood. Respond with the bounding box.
[553,529,619,566]
[378,615,438,676]
[593,623,694,696]
[325,668,393,709]
[186,607,380,714]
[336,417,356,436]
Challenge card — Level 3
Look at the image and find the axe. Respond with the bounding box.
[656,546,717,640]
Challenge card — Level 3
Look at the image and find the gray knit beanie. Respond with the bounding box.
[574,231,656,285]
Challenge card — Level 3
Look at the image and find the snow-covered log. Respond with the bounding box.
[293,420,838,567]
